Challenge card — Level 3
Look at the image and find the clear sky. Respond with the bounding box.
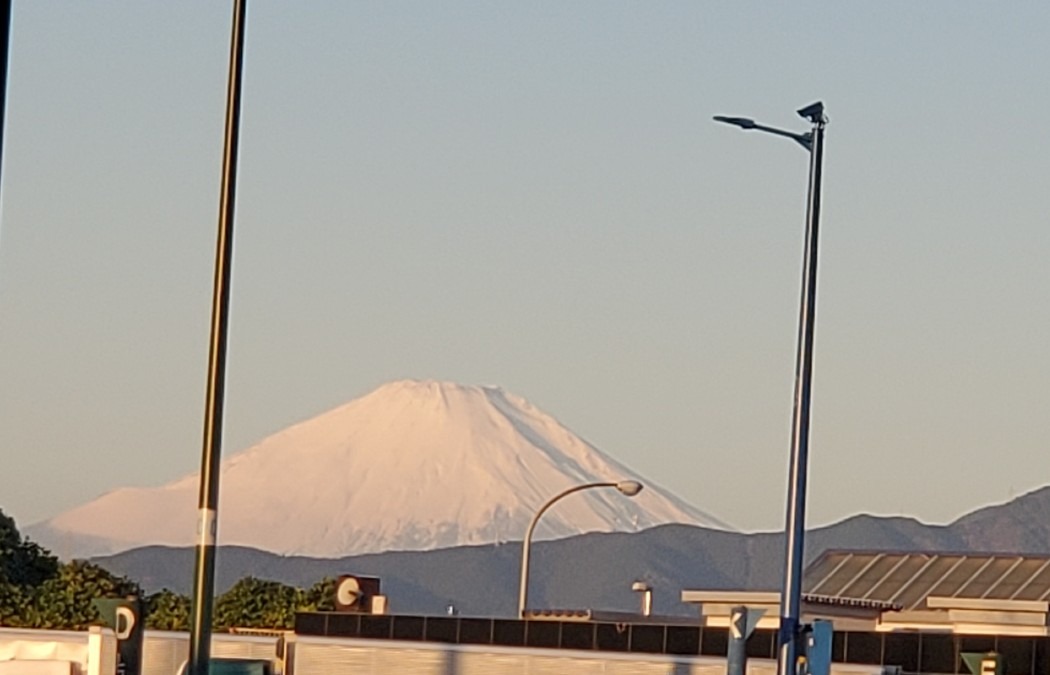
[0,2,1047,534]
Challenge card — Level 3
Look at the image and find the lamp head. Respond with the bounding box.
[616,480,644,497]
[712,115,756,130]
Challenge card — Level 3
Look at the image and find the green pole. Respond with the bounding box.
[187,2,248,675]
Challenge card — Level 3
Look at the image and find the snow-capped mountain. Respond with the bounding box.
[31,380,731,558]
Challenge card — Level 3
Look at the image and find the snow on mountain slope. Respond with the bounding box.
[32,380,731,558]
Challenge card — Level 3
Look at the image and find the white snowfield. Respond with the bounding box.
[32,380,731,558]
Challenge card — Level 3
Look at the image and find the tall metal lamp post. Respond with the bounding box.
[517,480,643,617]
[0,0,13,215]
[713,102,828,675]
[187,2,249,675]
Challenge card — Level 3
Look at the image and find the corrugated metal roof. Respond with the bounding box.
[803,551,1050,611]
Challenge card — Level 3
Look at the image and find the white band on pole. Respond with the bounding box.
[197,508,217,547]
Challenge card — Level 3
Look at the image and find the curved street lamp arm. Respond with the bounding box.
[517,481,617,616]
[525,482,618,543]
[750,123,813,152]
[713,115,813,152]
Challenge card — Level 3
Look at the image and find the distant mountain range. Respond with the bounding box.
[33,377,1049,616]
[32,380,728,558]
[93,485,1050,618]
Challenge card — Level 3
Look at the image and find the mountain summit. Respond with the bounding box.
[32,380,731,558]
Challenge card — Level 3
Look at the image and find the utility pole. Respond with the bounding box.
[187,2,248,674]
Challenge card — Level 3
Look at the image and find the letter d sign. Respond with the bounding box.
[115,606,136,640]
[93,597,144,675]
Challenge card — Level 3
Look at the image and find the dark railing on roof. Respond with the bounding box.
[295,612,1050,675]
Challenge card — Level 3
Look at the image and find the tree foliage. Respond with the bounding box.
[299,577,336,612]
[145,588,190,631]
[20,560,142,630]
[0,582,32,627]
[1,507,61,626]
[1,509,137,629]
[141,578,338,632]
[214,577,302,630]
[0,509,58,587]
[1,507,344,631]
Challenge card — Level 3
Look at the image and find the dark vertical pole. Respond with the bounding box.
[727,606,749,675]
[0,0,13,213]
[776,106,826,675]
[187,2,248,675]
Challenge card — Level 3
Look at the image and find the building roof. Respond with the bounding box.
[803,550,1050,611]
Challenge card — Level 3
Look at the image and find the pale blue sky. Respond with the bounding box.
[0,2,1047,533]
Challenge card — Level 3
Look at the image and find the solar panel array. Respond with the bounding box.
[803,551,1050,611]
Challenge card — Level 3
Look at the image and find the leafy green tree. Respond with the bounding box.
[1,506,340,631]
[0,582,32,627]
[1,507,61,627]
[20,560,141,630]
[298,577,336,612]
[214,577,301,630]
[145,588,190,631]
[0,508,59,588]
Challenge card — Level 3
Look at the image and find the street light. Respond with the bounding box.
[517,480,643,617]
[714,102,828,675]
